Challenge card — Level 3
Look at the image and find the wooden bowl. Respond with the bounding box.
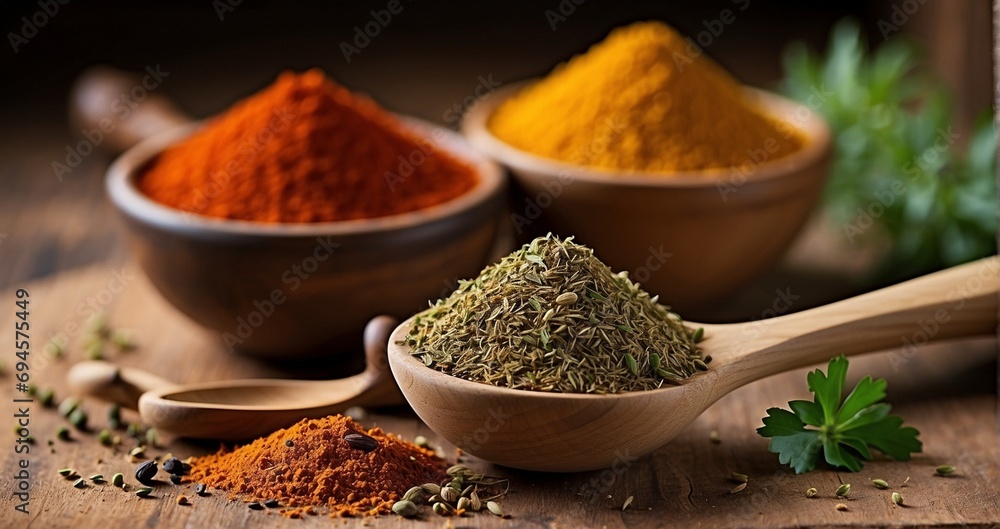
[107,119,504,359]
[463,83,831,311]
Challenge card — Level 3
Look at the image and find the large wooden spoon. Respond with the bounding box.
[388,257,999,472]
[67,316,403,439]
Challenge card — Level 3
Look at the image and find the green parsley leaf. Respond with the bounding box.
[757,355,921,473]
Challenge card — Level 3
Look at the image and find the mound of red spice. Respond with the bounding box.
[187,415,447,517]
[138,68,478,223]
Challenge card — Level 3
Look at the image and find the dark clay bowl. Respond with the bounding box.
[107,118,504,359]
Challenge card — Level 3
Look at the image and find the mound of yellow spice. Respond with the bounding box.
[488,21,803,173]
[187,415,447,517]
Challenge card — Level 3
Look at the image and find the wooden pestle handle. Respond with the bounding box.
[69,66,190,153]
[717,256,999,387]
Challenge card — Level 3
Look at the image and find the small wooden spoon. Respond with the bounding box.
[67,316,403,439]
[388,257,999,472]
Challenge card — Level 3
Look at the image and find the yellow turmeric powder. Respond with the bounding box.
[488,21,803,173]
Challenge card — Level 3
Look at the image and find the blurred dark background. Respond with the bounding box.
[0,1,992,306]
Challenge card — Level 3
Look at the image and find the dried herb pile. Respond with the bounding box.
[188,415,447,517]
[404,235,705,393]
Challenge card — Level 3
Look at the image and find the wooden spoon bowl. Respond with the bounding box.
[388,257,998,472]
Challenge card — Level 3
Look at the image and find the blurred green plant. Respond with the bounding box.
[781,19,996,282]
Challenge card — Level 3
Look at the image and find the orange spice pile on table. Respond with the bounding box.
[188,415,447,517]
[138,69,477,223]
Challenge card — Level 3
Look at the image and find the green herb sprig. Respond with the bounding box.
[782,19,997,282]
[757,356,921,474]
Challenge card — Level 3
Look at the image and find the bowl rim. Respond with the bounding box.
[461,80,831,188]
[107,116,505,238]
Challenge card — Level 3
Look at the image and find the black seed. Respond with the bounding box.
[163,457,184,475]
[344,433,378,452]
[264,499,280,508]
[248,502,264,510]
[195,483,208,495]
[285,440,294,448]
[135,460,157,484]
[170,474,182,485]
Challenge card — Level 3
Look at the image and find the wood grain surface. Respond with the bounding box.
[0,264,997,529]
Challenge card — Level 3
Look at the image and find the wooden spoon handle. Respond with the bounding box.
[138,316,403,439]
[721,256,998,387]
[66,360,176,410]
[69,66,190,153]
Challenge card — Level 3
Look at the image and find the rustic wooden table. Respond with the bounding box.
[1,54,997,528]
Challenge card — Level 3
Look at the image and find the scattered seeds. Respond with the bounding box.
[414,435,429,448]
[284,439,294,448]
[343,432,378,452]
[433,502,455,516]
[891,492,903,506]
[393,500,418,517]
[486,501,504,517]
[39,389,55,407]
[441,486,459,503]
[170,474,182,485]
[871,479,889,489]
[145,428,159,448]
[622,495,634,510]
[163,457,184,475]
[177,495,189,506]
[935,465,955,476]
[68,409,88,430]
[89,474,104,483]
[135,487,154,498]
[457,497,472,512]
[56,426,71,441]
[805,487,818,498]
[108,404,121,430]
[402,486,423,502]
[264,498,280,508]
[836,503,848,511]
[730,472,749,484]
[58,468,75,477]
[135,460,157,484]
[730,483,747,494]
[112,473,125,487]
[111,329,137,351]
[98,429,112,446]
[248,501,264,510]
[709,430,721,444]
[195,483,208,496]
[58,397,80,418]
[46,337,67,358]
[72,478,87,488]
[836,483,851,497]
[421,483,442,495]
[129,446,145,459]
[470,491,482,511]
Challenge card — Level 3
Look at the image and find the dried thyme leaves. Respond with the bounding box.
[404,235,705,393]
